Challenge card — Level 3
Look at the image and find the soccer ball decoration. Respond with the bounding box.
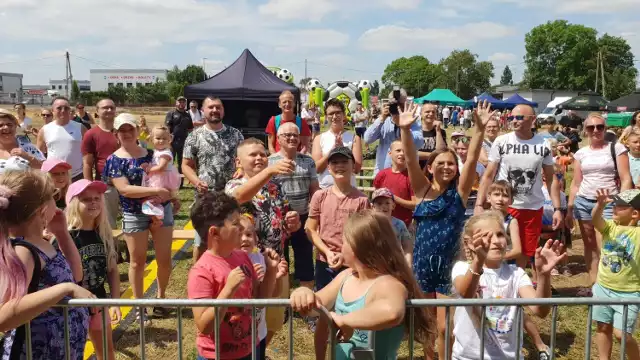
[357,80,371,91]
[306,78,322,92]
[277,68,294,84]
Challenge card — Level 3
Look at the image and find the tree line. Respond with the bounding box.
[383,20,638,101]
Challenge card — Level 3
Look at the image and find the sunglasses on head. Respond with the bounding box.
[585,124,605,132]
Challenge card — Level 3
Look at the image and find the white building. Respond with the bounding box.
[0,72,23,104]
[90,69,167,92]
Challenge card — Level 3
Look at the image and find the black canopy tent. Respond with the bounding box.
[184,49,300,138]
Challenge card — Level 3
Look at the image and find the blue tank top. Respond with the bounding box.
[334,274,404,360]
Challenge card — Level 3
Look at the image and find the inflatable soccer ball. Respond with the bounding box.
[266,66,280,76]
[306,78,322,92]
[278,68,293,84]
[358,80,371,91]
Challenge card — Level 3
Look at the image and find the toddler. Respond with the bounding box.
[142,126,180,219]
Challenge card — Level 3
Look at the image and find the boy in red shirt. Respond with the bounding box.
[187,191,280,360]
[373,139,416,227]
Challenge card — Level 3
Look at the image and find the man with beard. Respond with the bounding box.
[82,98,120,227]
[182,96,244,261]
[165,96,194,186]
[417,103,447,169]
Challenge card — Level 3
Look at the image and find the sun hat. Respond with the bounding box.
[114,113,139,130]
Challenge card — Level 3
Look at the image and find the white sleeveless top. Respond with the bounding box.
[42,120,83,177]
[318,130,357,189]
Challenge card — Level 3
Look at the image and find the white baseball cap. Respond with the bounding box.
[114,113,138,130]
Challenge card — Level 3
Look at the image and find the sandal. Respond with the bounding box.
[136,308,152,326]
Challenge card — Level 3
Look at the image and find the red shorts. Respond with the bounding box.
[508,207,543,257]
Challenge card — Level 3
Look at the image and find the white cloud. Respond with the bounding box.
[373,0,421,10]
[258,0,338,20]
[358,22,515,51]
[488,52,518,63]
[493,0,640,13]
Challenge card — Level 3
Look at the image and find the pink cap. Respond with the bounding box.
[41,158,72,173]
[451,131,465,138]
[65,179,108,205]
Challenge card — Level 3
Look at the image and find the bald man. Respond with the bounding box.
[268,122,319,291]
[475,104,563,269]
[265,90,311,154]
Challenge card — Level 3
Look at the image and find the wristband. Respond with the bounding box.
[468,267,483,276]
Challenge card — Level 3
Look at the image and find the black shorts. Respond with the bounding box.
[315,260,347,291]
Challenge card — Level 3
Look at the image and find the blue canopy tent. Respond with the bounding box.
[467,92,509,109]
[503,93,538,108]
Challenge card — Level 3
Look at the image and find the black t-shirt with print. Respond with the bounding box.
[419,128,447,168]
[70,229,108,298]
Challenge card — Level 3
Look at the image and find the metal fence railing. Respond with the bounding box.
[12,297,640,360]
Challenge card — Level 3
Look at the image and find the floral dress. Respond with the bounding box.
[412,182,466,295]
[225,178,291,255]
[2,238,89,360]
[102,150,156,214]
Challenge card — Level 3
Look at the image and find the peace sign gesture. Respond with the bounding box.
[396,102,419,129]
[473,100,497,131]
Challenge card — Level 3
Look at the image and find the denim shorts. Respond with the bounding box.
[592,283,640,333]
[122,202,174,233]
[573,195,614,221]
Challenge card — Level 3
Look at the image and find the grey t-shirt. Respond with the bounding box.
[268,153,318,214]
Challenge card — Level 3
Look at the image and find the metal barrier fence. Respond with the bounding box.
[15,297,640,360]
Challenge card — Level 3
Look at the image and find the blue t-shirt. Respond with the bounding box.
[103,150,154,214]
[391,216,412,244]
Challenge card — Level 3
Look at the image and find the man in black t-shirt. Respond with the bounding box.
[418,103,447,168]
[165,96,194,185]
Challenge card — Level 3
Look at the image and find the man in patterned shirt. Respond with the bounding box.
[268,122,320,290]
[182,96,244,261]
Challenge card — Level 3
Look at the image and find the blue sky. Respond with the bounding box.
[1,0,639,93]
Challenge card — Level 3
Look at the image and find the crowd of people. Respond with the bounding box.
[0,90,639,360]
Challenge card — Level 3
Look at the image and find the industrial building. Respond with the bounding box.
[90,69,167,92]
[49,79,90,92]
[0,72,23,104]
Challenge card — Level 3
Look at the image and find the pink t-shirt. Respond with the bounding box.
[187,250,257,359]
[308,187,370,262]
[575,142,627,199]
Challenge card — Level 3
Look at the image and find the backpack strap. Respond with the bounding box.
[3,240,43,358]
[275,115,302,133]
[611,142,620,182]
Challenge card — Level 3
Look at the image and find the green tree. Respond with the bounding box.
[523,20,599,90]
[381,56,440,97]
[371,80,380,96]
[597,34,638,100]
[166,65,207,84]
[500,66,513,85]
[70,80,80,103]
[435,50,494,99]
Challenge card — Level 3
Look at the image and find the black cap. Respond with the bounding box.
[328,146,354,162]
[611,189,640,210]
[177,96,187,102]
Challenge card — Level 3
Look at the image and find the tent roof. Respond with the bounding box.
[414,89,466,105]
[467,92,509,108]
[558,91,608,111]
[608,90,640,112]
[503,93,538,107]
[184,48,299,102]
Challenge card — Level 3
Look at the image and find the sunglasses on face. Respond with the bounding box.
[41,113,52,118]
[585,124,605,132]
[507,115,531,121]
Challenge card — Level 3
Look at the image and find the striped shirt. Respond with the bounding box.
[268,153,318,215]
